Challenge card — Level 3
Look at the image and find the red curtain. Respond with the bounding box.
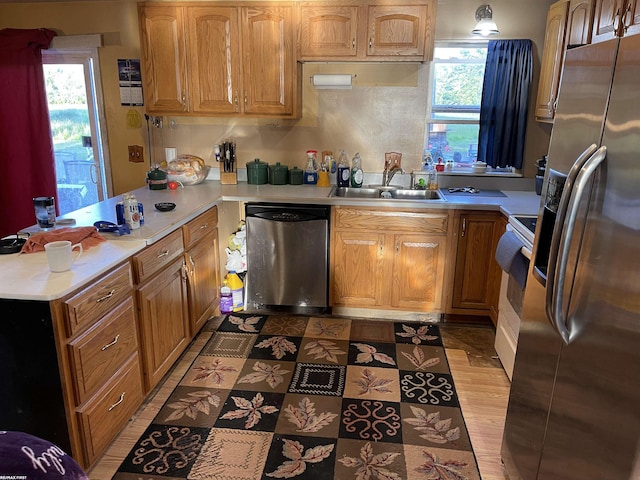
[0,28,57,238]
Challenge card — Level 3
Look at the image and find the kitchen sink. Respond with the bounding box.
[329,186,445,201]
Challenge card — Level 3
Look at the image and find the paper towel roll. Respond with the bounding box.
[165,147,177,162]
[312,74,352,89]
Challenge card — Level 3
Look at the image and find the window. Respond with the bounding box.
[424,43,487,169]
[42,35,111,215]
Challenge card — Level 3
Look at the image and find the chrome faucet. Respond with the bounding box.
[382,164,405,186]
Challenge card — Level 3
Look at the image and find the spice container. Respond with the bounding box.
[269,162,289,185]
[246,158,268,184]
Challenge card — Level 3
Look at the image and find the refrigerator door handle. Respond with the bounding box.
[547,146,607,344]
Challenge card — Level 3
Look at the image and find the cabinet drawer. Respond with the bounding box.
[68,297,138,405]
[182,206,218,248]
[65,262,133,336]
[77,354,144,465]
[333,207,450,234]
[133,229,184,284]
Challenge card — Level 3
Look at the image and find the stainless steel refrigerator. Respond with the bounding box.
[501,34,640,479]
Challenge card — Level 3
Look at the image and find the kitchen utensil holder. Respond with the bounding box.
[219,162,237,185]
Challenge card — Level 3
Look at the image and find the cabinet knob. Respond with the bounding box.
[352,38,356,50]
[234,93,239,112]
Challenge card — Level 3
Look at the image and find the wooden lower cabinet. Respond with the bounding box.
[136,257,190,392]
[449,211,505,322]
[331,207,450,312]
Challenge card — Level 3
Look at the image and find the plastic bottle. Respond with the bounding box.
[350,152,363,188]
[220,279,233,314]
[337,150,350,187]
[304,150,318,185]
[226,271,244,312]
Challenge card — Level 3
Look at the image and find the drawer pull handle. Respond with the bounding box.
[96,289,116,303]
[108,392,125,411]
[157,250,169,259]
[101,334,120,351]
[199,223,209,230]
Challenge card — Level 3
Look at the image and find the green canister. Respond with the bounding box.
[288,166,303,185]
[246,158,268,184]
[147,166,167,190]
[269,162,289,185]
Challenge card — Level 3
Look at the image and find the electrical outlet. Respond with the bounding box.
[128,145,144,163]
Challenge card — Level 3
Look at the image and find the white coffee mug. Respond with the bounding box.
[44,240,83,272]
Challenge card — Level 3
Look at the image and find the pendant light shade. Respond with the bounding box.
[472,4,499,36]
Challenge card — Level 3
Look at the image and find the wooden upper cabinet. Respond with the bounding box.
[592,0,640,42]
[138,5,188,114]
[138,2,298,117]
[366,4,429,58]
[241,5,297,116]
[567,0,596,46]
[298,0,435,61]
[299,5,360,58]
[536,1,569,122]
[186,6,240,114]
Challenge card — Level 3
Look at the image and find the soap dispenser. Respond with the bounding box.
[350,152,363,188]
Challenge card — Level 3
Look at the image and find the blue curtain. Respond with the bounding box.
[478,40,532,169]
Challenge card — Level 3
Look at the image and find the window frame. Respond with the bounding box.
[424,40,488,168]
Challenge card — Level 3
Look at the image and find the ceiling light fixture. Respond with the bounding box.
[472,4,499,36]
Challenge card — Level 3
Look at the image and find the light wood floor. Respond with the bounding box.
[87,320,512,480]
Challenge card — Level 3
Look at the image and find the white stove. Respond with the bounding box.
[495,214,536,380]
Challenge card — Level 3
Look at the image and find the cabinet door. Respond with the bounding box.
[137,258,189,392]
[299,5,359,58]
[138,5,188,113]
[567,0,595,46]
[331,229,387,307]
[622,0,640,36]
[592,0,625,42]
[366,4,430,59]
[186,6,241,114]
[391,233,446,311]
[241,5,297,116]
[535,1,569,122]
[185,228,220,337]
[451,212,503,313]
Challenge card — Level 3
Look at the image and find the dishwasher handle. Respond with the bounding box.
[245,204,330,223]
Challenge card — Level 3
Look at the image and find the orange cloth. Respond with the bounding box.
[20,226,106,254]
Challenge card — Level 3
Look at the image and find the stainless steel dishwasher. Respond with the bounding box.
[244,203,330,315]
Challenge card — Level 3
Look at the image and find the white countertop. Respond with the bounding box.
[1,180,541,302]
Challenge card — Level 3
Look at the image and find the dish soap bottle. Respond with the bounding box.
[337,150,350,187]
[304,150,318,185]
[350,152,363,188]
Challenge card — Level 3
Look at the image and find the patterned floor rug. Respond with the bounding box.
[112,313,481,480]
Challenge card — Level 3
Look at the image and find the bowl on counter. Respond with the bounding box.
[155,202,176,212]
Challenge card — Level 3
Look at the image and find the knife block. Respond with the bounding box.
[219,162,237,185]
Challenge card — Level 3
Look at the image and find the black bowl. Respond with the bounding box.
[155,202,176,212]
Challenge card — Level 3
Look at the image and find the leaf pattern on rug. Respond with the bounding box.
[191,359,238,384]
[403,406,461,445]
[304,340,346,363]
[396,324,439,345]
[237,361,290,389]
[228,314,262,332]
[352,343,396,366]
[164,391,221,422]
[415,450,469,480]
[353,368,394,395]
[219,392,279,429]
[401,345,441,370]
[310,319,346,338]
[255,336,297,359]
[283,397,338,433]
[338,442,402,480]
[266,439,334,478]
